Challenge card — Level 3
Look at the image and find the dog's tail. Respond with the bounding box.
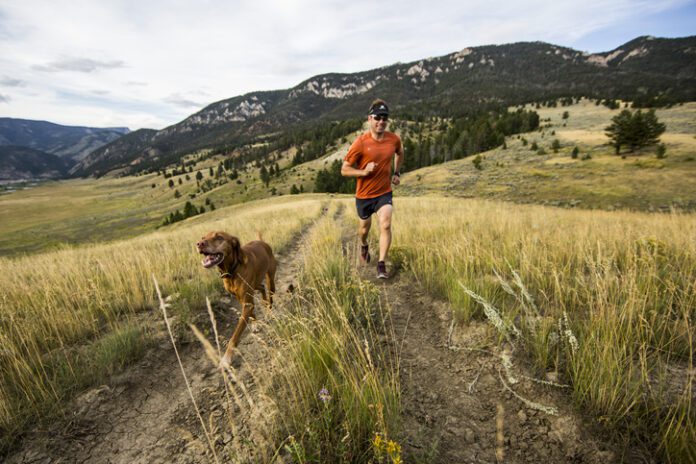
[257,230,263,241]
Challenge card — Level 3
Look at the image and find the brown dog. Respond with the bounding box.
[196,231,277,367]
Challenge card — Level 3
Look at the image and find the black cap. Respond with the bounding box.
[368,102,389,116]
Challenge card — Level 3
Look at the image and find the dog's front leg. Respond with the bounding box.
[221,295,255,368]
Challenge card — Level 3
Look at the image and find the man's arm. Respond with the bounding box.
[392,142,404,185]
[341,161,376,178]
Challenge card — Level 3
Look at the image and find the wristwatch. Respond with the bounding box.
[394,171,400,177]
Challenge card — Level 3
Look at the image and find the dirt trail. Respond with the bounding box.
[366,266,621,463]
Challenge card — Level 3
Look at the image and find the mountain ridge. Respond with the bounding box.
[39,36,696,177]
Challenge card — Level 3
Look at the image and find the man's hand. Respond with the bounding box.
[391,175,400,185]
[362,162,376,176]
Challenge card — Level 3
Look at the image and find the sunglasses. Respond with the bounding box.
[372,114,389,121]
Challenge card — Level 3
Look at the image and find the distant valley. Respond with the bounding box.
[0,118,129,180]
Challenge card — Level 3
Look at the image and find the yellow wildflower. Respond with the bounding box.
[373,433,383,450]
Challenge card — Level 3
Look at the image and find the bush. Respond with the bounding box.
[472,155,483,170]
[552,139,561,153]
[656,143,667,159]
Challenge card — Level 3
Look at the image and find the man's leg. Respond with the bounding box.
[376,204,393,262]
[358,217,371,246]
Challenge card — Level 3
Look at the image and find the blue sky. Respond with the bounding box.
[0,0,693,130]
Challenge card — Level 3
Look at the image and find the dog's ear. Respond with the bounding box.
[221,233,246,264]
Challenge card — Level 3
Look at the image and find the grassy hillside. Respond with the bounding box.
[0,197,326,451]
[1,100,694,258]
[400,100,696,211]
[1,194,694,461]
[391,197,695,461]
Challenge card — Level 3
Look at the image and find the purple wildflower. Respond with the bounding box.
[318,387,332,403]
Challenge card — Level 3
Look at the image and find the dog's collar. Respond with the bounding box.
[219,260,240,279]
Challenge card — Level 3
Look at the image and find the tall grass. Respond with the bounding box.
[0,198,323,452]
[391,197,695,462]
[212,202,401,462]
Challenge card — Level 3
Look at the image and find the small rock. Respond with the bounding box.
[517,410,528,424]
[465,428,476,444]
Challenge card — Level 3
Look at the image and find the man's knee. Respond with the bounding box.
[377,205,393,230]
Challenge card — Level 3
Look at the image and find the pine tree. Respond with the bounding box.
[260,165,270,187]
[183,201,198,218]
[605,109,633,154]
[606,109,665,154]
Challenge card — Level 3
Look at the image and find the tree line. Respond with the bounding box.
[402,109,539,172]
[313,108,539,193]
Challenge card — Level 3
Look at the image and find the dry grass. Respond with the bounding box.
[262,203,400,462]
[0,197,324,451]
[185,201,401,462]
[391,196,695,462]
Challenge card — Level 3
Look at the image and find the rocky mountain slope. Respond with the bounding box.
[69,35,696,177]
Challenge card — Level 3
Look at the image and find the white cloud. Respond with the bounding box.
[0,0,691,129]
[34,57,125,73]
[1,76,24,86]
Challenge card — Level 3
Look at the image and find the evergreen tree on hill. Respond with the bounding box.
[605,109,665,154]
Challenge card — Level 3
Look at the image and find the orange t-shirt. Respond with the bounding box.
[344,131,402,199]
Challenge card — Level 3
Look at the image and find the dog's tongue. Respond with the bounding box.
[202,254,218,268]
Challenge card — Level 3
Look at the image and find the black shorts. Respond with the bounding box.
[356,192,393,220]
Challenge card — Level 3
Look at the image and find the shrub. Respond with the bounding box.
[472,155,483,170]
[552,139,561,153]
[656,143,667,159]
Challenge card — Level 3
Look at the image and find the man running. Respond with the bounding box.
[341,99,404,279]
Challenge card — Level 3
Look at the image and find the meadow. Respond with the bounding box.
[400,100,696,212]
[391,196,695,462]
[0,197,324,452]
[1,99,695,462]
[2,192,694,461]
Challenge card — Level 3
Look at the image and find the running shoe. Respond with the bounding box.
[377,261,388,279]
[360,244,371,264]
